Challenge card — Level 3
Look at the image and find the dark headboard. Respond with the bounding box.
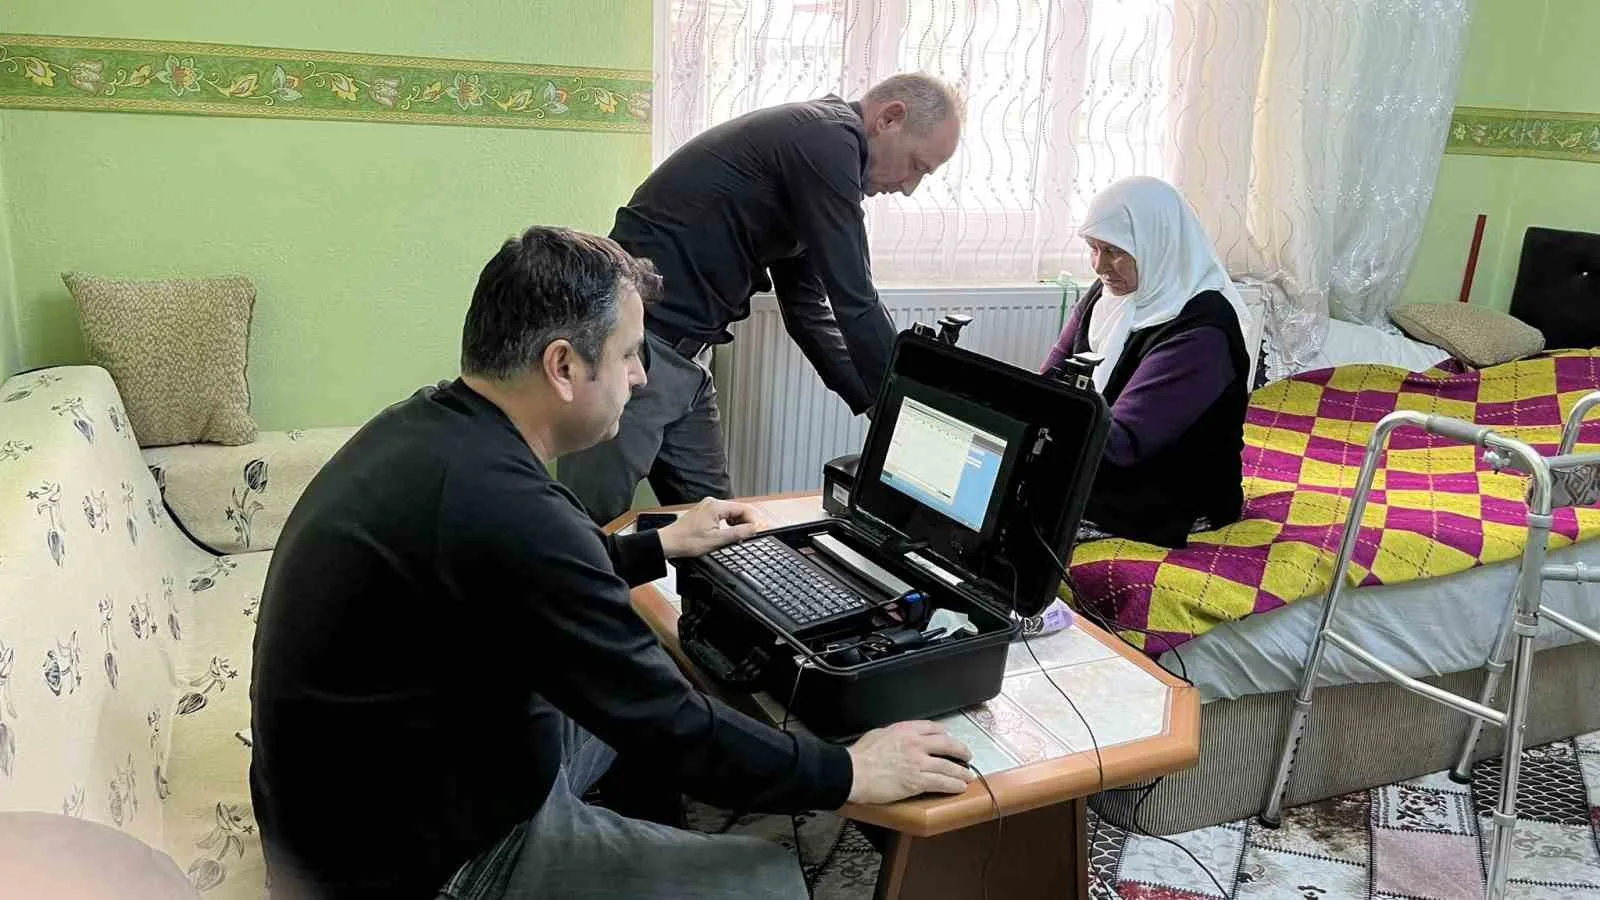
[1511,227,1600,350]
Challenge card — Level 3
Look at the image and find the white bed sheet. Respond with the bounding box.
[1164,537,1600,702]
[1298,318,1451,374]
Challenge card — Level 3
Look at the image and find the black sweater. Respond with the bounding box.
[249,379,852,898]
[1071,288,1249,547]
[611,95,896,414]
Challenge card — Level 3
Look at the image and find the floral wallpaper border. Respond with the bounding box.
[0,34,650,134]
[1447,105,1600,164]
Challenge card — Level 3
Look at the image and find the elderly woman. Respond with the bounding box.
[1042,177,1251,548]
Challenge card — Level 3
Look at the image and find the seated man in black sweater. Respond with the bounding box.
[248,225,973,899]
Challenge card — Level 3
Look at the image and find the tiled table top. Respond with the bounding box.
[619,494,1199,836]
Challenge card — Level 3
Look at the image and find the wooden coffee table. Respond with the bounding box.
[611,493,1199,900]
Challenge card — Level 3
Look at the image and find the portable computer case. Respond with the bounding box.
[676,331,1110,740]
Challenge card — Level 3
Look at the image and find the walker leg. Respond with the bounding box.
[1485,507,1551,900]
[1259,430,1390,828]
[1450,597,1516,783]
[1259,667,1323,827]
[1484,624,1538,900]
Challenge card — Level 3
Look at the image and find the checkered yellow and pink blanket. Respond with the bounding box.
[1066,350,1600,653]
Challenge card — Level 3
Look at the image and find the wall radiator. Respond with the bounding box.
[713,286,1069,497]
[713,282,1268,498]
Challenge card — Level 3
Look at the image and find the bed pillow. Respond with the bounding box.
[1389,303,1545,368]
[64,273,257,447]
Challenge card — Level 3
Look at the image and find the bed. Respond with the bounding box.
[1071,321,1600,833]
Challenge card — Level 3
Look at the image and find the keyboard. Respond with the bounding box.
[709,536,873,633]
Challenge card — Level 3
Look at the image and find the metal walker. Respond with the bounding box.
[1259,392,1600,900]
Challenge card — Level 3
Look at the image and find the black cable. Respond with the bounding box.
[791,652,1003,898]
[1025,524,1228,897]
[1104,779,1163,794]
[1007,557,1107,894]
[792,815,806,893]
[779,662,814,898]
[1128,775,1230,898]
[767,516,1212,897]
[942,559,1034,900]
[1028,522,1192,685]
[1033,631,1111,891]
[711,665,811,837]
[777,658,1003,897]
[970,762,1001,900]
[1131,778,1160,823]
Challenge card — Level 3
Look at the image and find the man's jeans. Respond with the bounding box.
[437,715,806,900]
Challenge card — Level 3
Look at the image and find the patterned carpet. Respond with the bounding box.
[701,730,1600,899]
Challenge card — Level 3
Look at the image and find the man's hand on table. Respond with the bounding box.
[657,498,769,559]
[846,721,974,804]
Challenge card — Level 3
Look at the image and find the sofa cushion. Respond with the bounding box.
[1389,302,1546,368]
[144,427,358,553]
[0,367,211,854]
[0,811,198,898]
[162,552,268,897]
[64,273,257,448]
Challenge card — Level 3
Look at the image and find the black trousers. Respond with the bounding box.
[557,330,734,526]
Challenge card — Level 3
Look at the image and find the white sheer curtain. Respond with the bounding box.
[654,0,1470,369]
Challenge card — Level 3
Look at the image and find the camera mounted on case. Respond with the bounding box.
[909,313,973,346]
[1047,351,1105,391]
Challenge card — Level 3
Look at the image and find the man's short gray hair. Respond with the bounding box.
[862,73,962,134]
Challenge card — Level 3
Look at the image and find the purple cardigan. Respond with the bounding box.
[1041,302,1236,468]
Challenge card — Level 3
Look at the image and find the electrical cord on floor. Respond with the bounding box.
[1128,774,1230,897]
[1028,523,1229,898]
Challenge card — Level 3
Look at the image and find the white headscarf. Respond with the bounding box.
[1078,176,1249,393]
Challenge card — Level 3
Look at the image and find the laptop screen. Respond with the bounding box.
[855,373,1028,549]
[878,397,1008,532]
[848,332,1108,615]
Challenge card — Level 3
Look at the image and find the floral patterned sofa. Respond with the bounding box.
[0,365,354,897]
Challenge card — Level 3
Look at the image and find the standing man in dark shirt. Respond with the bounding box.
[248,226,974,899]
[558,73,963,525]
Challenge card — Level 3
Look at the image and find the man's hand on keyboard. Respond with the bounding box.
[845,721,974,804]
[657,498,768,559]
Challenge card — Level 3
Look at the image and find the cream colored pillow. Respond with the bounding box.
[64,274,257,447]
[1389,302,1546,368]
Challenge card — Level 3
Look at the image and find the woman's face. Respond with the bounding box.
[1088,237,1139,296]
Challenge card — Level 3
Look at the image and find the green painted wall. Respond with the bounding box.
[0,113,17,381]
[1404,0,1600,310]
[0,0,652,427]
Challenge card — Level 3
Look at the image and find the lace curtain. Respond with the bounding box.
[654,0,1470,368]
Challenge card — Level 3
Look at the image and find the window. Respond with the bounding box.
[655,0,1469,355]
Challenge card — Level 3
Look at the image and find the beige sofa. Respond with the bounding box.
[0,365,353,897]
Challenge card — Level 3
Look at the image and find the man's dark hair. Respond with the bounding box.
[461,226,661,379]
